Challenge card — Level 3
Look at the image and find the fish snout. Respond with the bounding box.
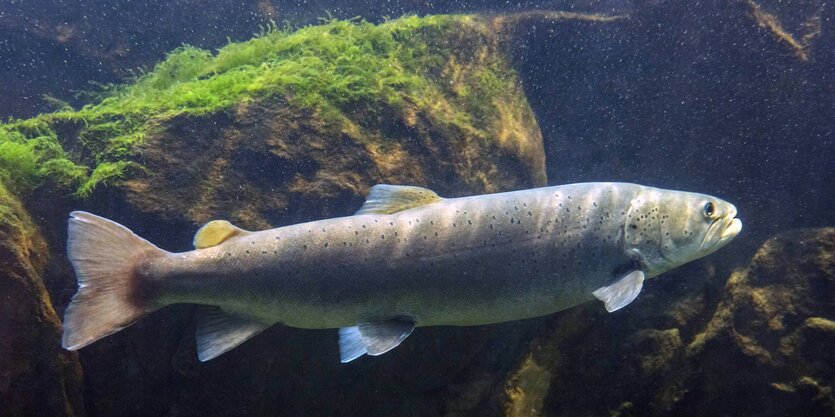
[720,204,742,241]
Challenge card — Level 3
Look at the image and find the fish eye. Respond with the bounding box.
[703,202,715,218]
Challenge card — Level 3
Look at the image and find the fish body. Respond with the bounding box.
[62,182,742,362]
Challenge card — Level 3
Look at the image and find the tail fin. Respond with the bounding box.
[62,211,164,350]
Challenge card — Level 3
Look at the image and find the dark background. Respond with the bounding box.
[2,1,834,416]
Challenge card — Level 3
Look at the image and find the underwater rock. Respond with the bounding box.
[119,88,545,230]
[0,182,83,416]
[480,228,835,417]
[0,14,559,417]
[2,15,548,229]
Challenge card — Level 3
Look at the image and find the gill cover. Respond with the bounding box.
[624,188,741,278]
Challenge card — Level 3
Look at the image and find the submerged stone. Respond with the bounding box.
[480,228,835,417]
[0,182,84,416]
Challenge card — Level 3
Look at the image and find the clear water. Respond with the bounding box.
[1,1,833,416]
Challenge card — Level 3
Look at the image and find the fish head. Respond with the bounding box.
[624,187,742,277]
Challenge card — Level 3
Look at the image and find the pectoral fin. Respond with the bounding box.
[338,319,415,363]
[593,270,645,313]
[196,308,269,362]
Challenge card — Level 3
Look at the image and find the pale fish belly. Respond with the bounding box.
[146,183,638,329]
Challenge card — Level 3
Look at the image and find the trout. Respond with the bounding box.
[61,182,741,362]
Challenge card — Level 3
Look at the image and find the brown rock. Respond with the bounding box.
[0,183,84,416]
[42,15,551,416]
[474,228,835,417]
[118,80,545,230]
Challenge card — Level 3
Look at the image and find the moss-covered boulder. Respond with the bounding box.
[1,15,546,228]
[478,228,835,417]
[0,13,563,417]
[0,182,84,416]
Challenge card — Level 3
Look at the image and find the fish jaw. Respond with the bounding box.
[721,218,742,241]
[702,206,742,253]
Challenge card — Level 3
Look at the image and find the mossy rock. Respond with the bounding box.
[0,14,545,218]
[0,14,550,417]
[0,182,83,416]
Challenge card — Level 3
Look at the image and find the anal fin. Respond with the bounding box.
[593,270,645,313]
[338,318,415,363]
[196,308,269,362]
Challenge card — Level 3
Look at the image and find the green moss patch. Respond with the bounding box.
[0,14,527,198]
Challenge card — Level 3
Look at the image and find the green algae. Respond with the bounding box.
[0,14,524,198]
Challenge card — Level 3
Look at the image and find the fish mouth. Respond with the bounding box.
[718,204,742,242]
[701,207,742,251]
[720,217,742,241]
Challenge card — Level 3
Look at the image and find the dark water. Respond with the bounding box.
[1,1,833,416]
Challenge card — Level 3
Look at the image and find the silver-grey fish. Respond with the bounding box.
[62,182,741,362]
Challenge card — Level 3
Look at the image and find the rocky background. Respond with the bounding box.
[1,0,834,416]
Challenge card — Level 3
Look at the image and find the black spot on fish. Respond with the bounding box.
[324,242,329,248]
[390,222,394,226]
[453,223,457,228]
[303,245,308,250]
[468,220,472,225]
[246,250,250,254]
[630,224,637,230]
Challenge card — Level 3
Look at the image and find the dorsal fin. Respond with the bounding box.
[193,220,249,249]
[355,185,442,215]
